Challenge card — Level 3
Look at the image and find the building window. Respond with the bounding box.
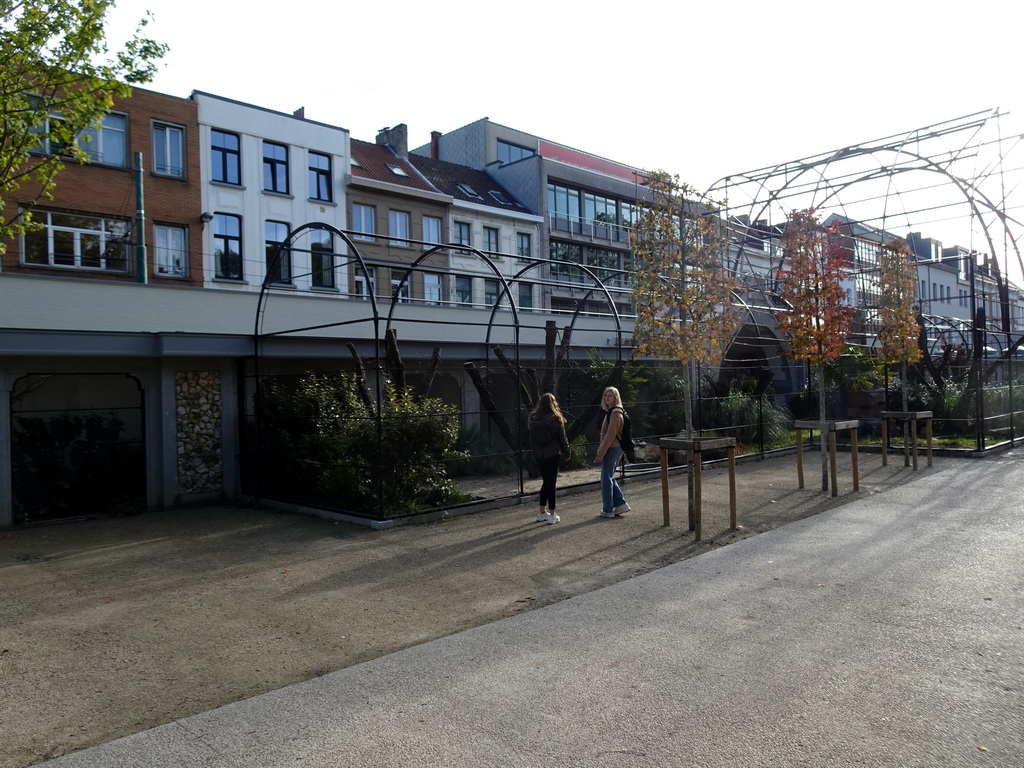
[154,224,187,276]
[211,130,240,185]
[497,139,534,165]
[424,272,442,305]
[310,226,335,288]
[422,216,442,247]
[263,141,289,194]
[454,221,471,253]
[213,213,243,280]
[391,272,410,303]
[456,183,483,200]
[484,226,500,253]
[517,233,532,261]
[153,123,185,177]
[389,210,410,246]
[484,279,500,306]
[547,183,581,231]
[78,113,127,166]
[265,220,290,283]
[518,282,534,311]
[550,240,583,281]
[354,266,376,299]
[22,210,129,271]
[455,276,472,307]
[352,203,375,240]
[308,151,332,201]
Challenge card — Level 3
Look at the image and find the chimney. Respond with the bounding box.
[376,124,408,157]
[430,130,441,159]
[293,107,305,119]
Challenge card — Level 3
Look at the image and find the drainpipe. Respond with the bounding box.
[134,151,148,284]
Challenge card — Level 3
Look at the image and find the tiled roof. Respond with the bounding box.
[409,154,533,214]
[350,139,437,193]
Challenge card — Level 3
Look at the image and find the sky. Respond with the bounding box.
[105,0,1024,273]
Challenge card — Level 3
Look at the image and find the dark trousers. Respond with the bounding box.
[536,454,561,510]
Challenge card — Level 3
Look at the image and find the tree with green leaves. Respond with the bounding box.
[1,0,167,252]
[631,170,739,438]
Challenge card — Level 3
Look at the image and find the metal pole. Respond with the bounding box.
[133,152,147,284]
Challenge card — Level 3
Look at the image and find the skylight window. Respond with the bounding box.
[457,183,483,200]
[386,164,408,177]
[489,190,512,205]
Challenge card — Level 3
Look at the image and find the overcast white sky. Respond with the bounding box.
[107,0,1023,270]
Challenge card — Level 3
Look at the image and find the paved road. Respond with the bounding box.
[39,452,1024,767]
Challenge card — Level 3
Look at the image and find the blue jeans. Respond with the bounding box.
[600,447,625,512]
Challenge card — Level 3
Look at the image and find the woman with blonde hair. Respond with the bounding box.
[528,392,570,524]
[594,386,630,518]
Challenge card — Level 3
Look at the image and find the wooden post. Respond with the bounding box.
[795,428,805,489]
[911,418,919,470]
[926,418,933,467]
[660,447,670,527]
[851,427,859,492]
[693,449,703,542]
[881,417,889,466]
[728,444,737,530]
[829,429,839,498]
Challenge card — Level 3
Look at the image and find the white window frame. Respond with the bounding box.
[422,216,442,247]
[352,203,376,241]
[389,210,411,246]
[354,266,376,299]
[424,272,442,305]
[22,209,130,272]
[154,224,187,277]
[153,122,185,177]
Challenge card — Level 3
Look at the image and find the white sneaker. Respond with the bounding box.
[546,513,560,524]
[536,512,550,522]
[612,503,631,516]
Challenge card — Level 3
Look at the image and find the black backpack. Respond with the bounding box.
[612,407,637,463]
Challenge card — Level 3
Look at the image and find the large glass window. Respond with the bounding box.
[213,213,242,279]
[263,142,289,194]
[422,215,442,247]
[547,183,581,231]
[454,221,471,253]
[497,139,534,165]
[550,240,583,281]
[310,226,335,288]
[588,247,621,285]
[211,130,240,185]
[455,276,473,306]
[484,226,500,253]
[308,151,332,201]
[584,192,618,235]
[517,232,532,261]
[424,272,442,305]
[154,224,187,276]
[265,220,290,283]
[352,203,375,240]
[389,210,410,246]
[153,123,185,177]
[22,210,128,271]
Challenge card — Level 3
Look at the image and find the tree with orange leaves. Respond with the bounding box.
[877,237,922,411]
[776,209,856,490]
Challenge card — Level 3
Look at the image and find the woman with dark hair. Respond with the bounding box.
[594,386,630,518]
[528,392,570,524]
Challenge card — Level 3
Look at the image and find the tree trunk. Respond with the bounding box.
[683,360,696,530]
[818,364,828,492]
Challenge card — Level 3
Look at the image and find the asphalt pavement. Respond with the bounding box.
[37,450,1024,767]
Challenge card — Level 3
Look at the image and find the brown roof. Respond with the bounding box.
[350,139,437,193]
[409,154,533,214]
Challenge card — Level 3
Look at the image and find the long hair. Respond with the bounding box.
[531,392,566,426]
[602,386,623,411]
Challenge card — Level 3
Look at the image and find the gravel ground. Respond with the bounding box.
[0,450,965,767]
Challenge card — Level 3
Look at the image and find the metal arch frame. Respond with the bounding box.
[709,110,1023,283]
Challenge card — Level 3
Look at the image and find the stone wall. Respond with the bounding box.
[176,370,223,494]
